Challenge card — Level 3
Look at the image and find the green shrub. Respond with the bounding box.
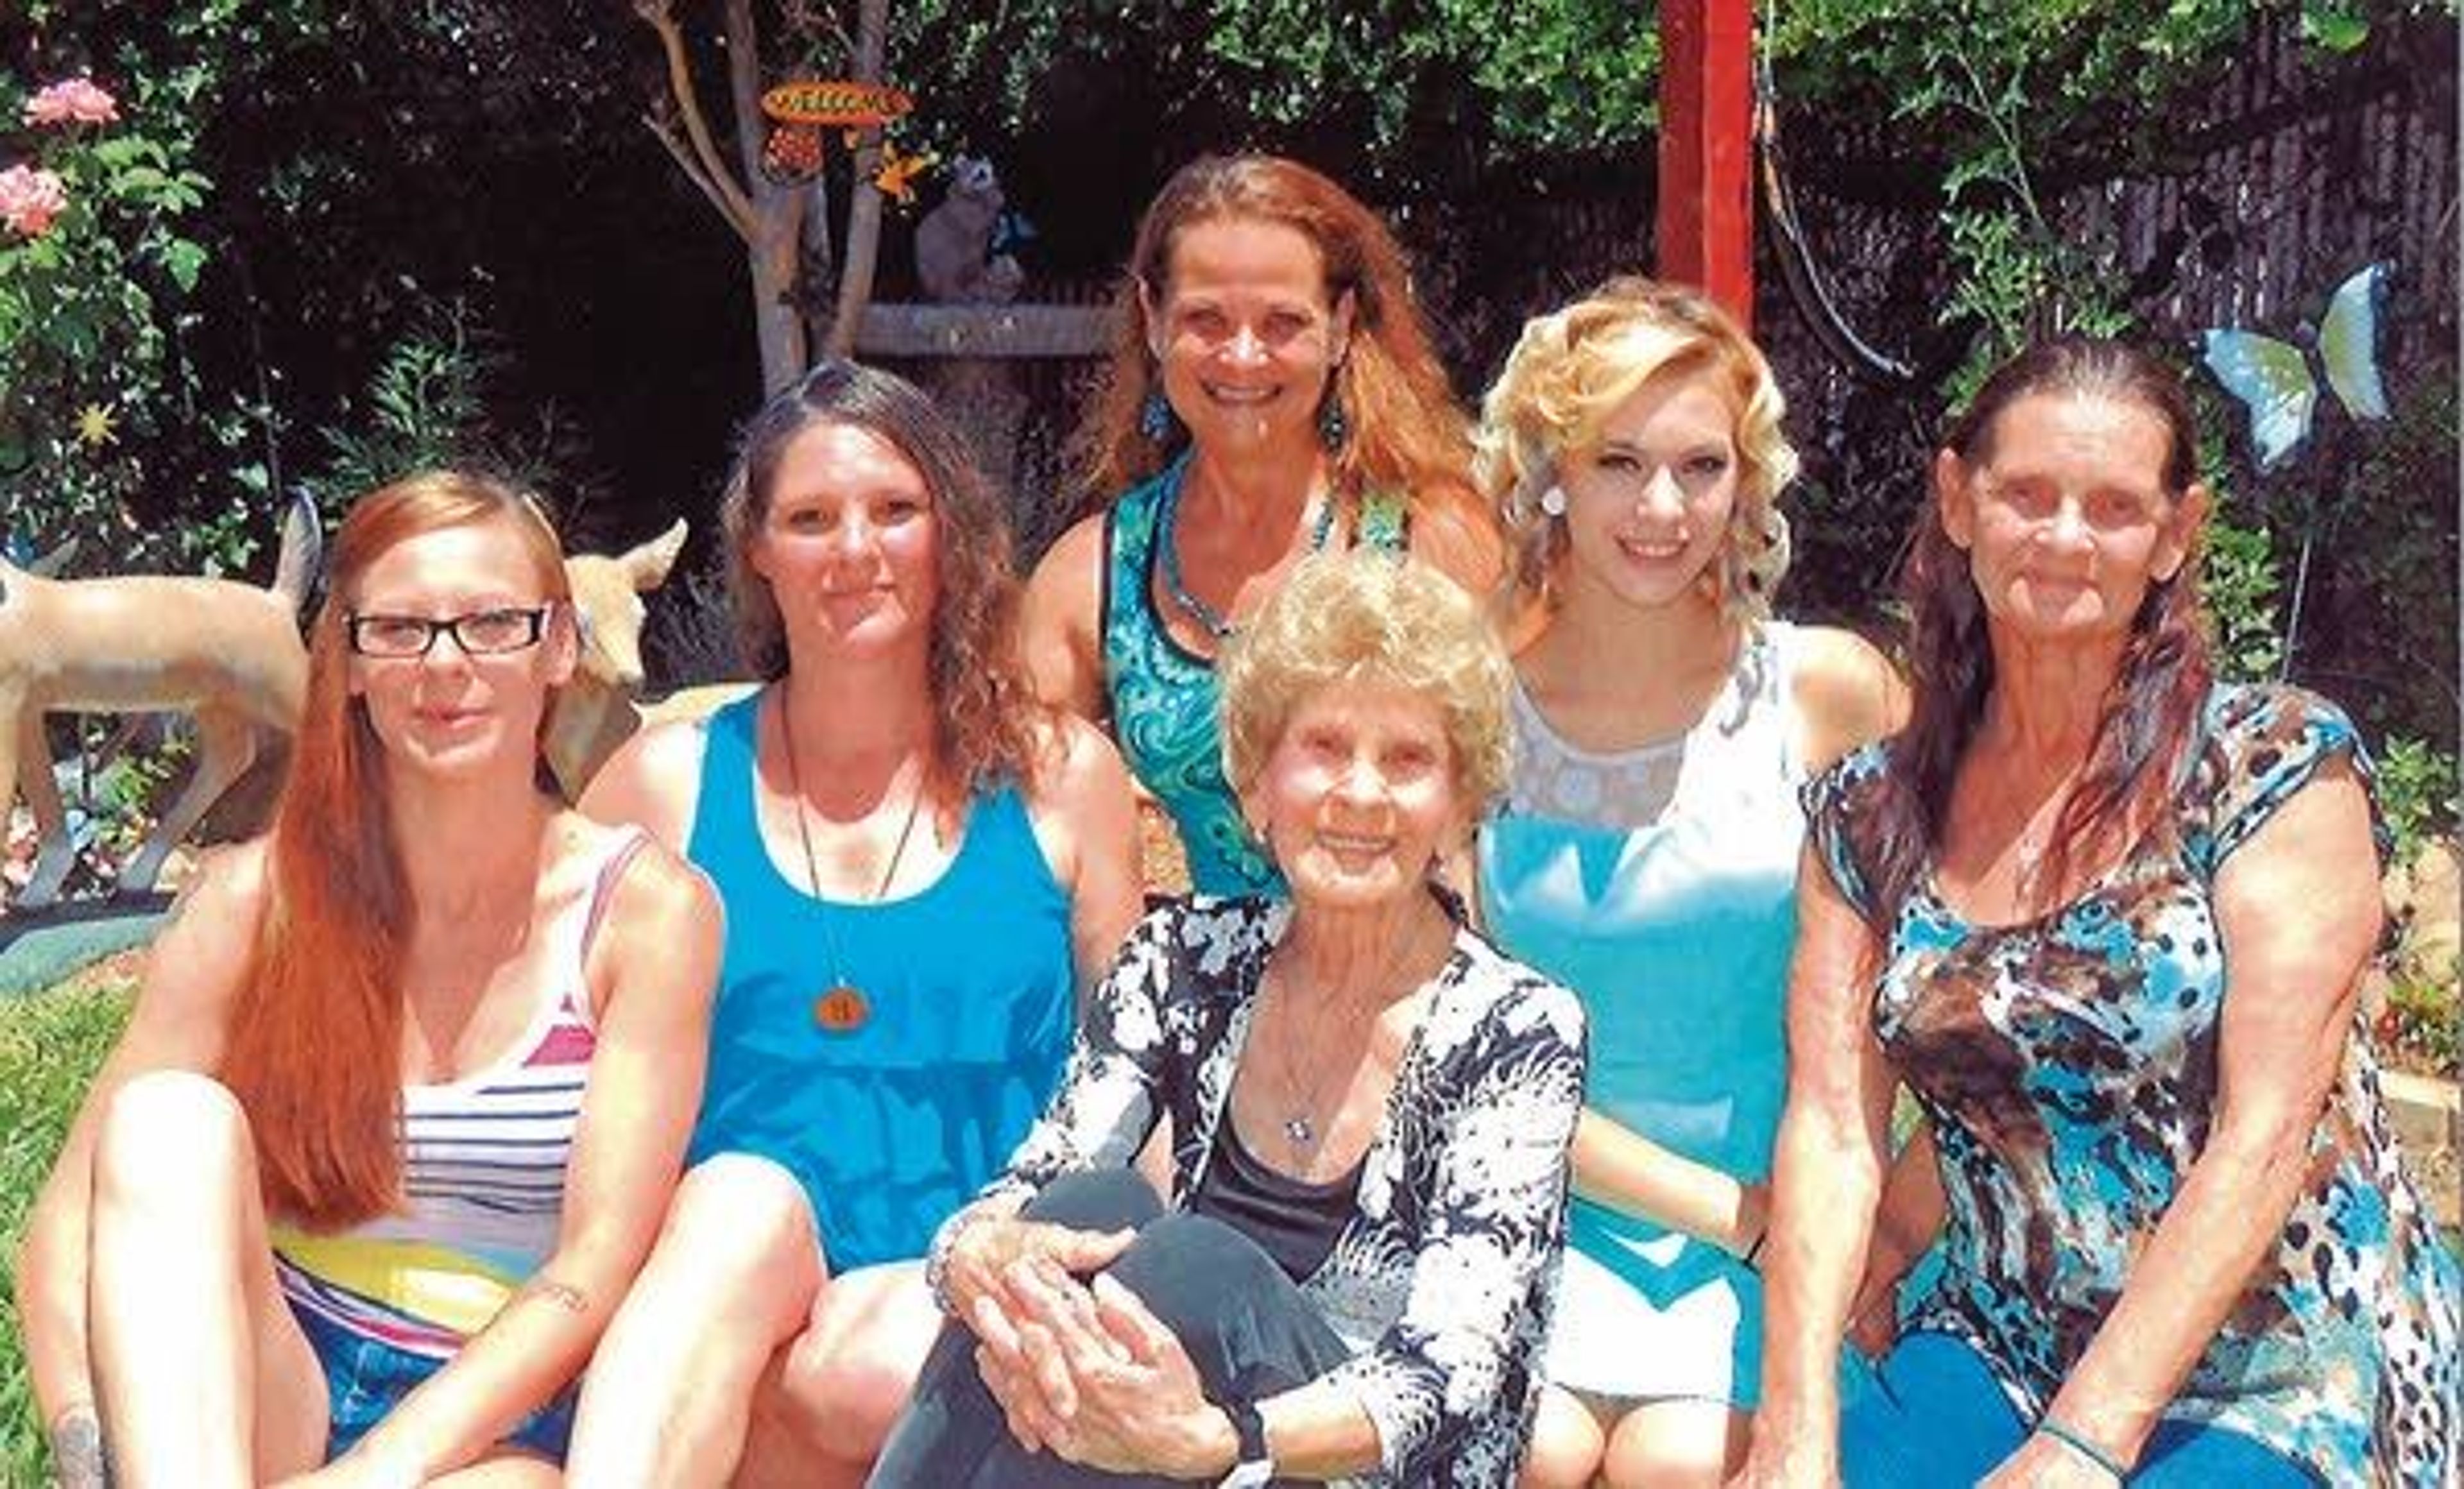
[2379,965,2461,1080]
[2377,736,2461,871]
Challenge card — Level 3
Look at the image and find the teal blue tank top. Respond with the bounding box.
[1477,624,1806,1405]
[683,692,1076,1270]
[1100,454,1406,898]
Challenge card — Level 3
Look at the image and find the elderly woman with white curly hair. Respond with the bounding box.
[871,549,1588,1487]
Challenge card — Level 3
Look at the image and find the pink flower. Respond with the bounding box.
[0,164,69,237]
[23,77,119,128]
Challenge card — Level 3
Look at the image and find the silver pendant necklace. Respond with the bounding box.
[1257,916,1442,1153]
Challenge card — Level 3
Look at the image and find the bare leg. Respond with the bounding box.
[563,1155,821,1488]
[735,1262,943,1489]
[1518,1384,1607,1489]
[1601,1399,1751,1489]
[87,1070,327,1488]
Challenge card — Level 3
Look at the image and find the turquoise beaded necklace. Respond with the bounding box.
[1156,470,1340,642]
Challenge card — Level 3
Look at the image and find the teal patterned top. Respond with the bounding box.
[1805,683,2459,1486]
[1100,454,1407,898]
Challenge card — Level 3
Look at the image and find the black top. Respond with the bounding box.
[1188,1115,1364,1284]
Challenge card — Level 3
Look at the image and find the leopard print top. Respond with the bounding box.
[1807,683,2458,1486]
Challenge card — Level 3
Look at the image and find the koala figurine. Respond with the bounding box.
[915,155,1025,305]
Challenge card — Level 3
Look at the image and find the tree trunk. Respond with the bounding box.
[725,0,807,391]
[825,0,892,359]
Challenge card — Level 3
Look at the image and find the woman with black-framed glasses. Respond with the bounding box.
[343,603,558,659]
[15,472,721,1487]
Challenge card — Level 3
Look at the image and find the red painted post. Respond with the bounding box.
[1657,0,1755,329]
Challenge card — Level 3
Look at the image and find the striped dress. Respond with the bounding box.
[271,831,644,1358]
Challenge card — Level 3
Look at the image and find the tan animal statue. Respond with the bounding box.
[1,496,318,913]
[542,519,690,801]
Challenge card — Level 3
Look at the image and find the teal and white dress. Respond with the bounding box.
[1477,622,1808,1407]
[1100,453,1407,898]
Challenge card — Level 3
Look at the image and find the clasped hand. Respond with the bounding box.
[966,1250,1228,1478]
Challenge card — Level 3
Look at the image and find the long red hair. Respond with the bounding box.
[218,472,570,1228]
[1075,154,1501,588]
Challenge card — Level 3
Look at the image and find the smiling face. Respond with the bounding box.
[1143,216,1353,459]
[749,419,940,663]
[1555,370,1741,615]
[1242,678,1467,914]
[1938,391,2204,645]
[346,515,575,778]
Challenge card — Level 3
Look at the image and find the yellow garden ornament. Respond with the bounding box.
[871,142,936,206]
[73,403,116,448]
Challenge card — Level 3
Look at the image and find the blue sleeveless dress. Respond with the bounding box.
[1477,622,1806,1406]
[1100,454,1406,898]
[683,692,1077,1272]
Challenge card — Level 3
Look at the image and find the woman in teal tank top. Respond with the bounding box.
[1472,281,1905,1488]
[1022,154,1502,898]
[567,361,1145,1486]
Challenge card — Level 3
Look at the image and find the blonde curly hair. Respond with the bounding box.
[1219,550,1513,815]
[1474,277,1797,624]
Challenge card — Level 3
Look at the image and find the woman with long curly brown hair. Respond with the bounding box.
[16,473,720,1486]
[1741,339,2458,1488]
[1023,152,1502,897]
[565,359,1144,1486]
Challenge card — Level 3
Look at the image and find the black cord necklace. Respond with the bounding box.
[777,701,925,1035]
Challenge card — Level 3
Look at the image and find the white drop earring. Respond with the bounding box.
[1538,486,1568,518]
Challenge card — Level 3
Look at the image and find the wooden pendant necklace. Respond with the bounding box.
[777,703,925,1035]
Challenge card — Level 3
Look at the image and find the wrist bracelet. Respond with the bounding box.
[1740,1227,1767,1270]
[2036,1415,2129,1483]
[926,1205,1002,1315]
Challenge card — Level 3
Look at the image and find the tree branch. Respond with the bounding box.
[642,112,750,242]
[633,0,756,235]
[825,0,893,358]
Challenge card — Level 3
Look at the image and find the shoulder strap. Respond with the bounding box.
[579,829,655,965]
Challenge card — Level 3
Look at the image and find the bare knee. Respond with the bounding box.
[1519,1385,1605,1489]
[774,1271,939,1463]
[92,1071,252,1214]
[636,1155,819,1329]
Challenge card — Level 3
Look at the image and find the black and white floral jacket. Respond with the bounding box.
[932,895,1588,1487]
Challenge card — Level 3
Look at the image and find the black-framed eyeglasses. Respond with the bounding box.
[345,605,554,659]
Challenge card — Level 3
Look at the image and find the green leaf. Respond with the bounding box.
[2300,2,2370,52]
[158,237,209,293]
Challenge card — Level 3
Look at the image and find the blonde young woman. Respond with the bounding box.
[1471,280,1903,1487]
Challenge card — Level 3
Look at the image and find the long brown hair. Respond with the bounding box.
[1075,153,1500,588]
[1865,337,2212,930]
[219,472,572,1227]
[719,359,1043,804]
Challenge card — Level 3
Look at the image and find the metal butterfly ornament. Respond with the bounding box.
[2200,262,2391,472]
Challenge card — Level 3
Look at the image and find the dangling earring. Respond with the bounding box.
[1538,486,1568,518]
[1140,389,1177,443]
[1317,388,1350,452]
